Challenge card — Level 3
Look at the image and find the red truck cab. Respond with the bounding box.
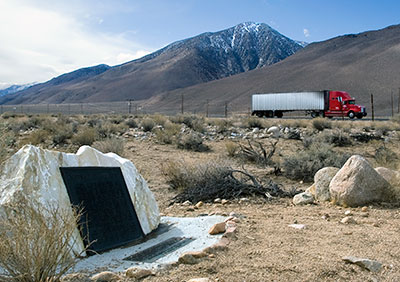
[324,91,367,119]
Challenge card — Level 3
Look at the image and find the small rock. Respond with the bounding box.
[186,207,195,212]
[340,216,357,224]
[195,201,204,208]
[187,278,211,282]
[361,213,369,217]
[361,206,368,212]
[344,210,352,216]
[293,192,314,205]
[214,198,222,203]
[178,253,199,265]
[321,214,330,220]
[225,220,237,228]
[125,267,154,280]
[209,222,226,235]
[182,200,192,206]
[239,197,249,203]
[90,271,122,282]
[203,238,229,254]
[208,254,215,258]
[288,224,306,229]
[221,199,229,205]
[224,216,235,222]
[62,273,91,282]
[343,256,382,272]
[372,222,380,227]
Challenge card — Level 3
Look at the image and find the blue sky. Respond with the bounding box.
[1,0,399,87]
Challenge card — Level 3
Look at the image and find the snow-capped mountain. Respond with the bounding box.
[0,22,303,104]
[0,82,36,97]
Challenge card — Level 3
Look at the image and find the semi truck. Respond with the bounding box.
[251,90,367,119]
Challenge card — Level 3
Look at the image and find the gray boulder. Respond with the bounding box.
[375,167,400,200]
[329,155,390,207]
[314,167,339,202]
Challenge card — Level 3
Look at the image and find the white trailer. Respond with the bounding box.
[251,91,328,118]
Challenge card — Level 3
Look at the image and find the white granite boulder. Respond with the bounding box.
[329,155,390,207]
[0,145,160,256]
[314,167,340,202]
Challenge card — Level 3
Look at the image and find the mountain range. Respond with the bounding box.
[1,22,400,116]
[0,22,303,105]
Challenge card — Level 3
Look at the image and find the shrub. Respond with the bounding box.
[225,141,238,157]
[245,117,264,129]
[312,118,331,131]
[141,118,155,132]
[164,160,292,204]
[151,114,168,127]
[92,138,125,156]
[154,122,181,144]
[71,127,98,146]
[282,143,350,182]
[0,198,88,281]
[161,160,194,191]
[125,118,138,128]
[170,114,204,132]
[375,145,398,168]
[23,129,49,145]
[177,132,210,152]
[214,119,232,134]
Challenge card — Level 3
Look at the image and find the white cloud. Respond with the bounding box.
[303,28,310,38]
[0,0,152,85]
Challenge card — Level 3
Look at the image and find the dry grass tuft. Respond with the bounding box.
[92,137,125,156]
[0,198,88,281]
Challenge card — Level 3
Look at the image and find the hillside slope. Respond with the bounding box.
[146,25,400,116]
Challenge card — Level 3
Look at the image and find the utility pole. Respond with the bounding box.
[181,93,184,115]
[47,104,49,114]
[128,99,133,114]
[371,94,375,121]
[80,103,83,115]
[224,102,228,118]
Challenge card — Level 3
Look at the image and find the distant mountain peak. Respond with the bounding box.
[0,22,303,105]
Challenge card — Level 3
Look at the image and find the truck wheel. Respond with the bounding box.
[275,111,283,118]
[311,112,318,118]
[356,114,363,119]
[348,111,355,119]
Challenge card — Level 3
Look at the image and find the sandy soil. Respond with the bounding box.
[123,136,400,282]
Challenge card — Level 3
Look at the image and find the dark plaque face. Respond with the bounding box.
[60,167,144,254]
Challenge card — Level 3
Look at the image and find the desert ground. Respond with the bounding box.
[1,112,400,281]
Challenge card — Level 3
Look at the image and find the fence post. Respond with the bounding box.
[47,104,49,114]
[181,93,184,114]
[398,88,400,114]
[371,93,374,121]
[206,99,209,118]
[391,91,394,117]
[224,102,228,118]
[0,105,2,114]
